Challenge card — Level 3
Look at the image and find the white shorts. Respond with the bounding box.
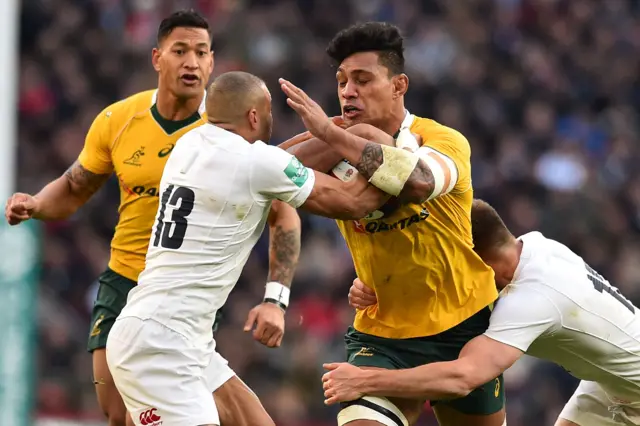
[106,317,235,426]
[559,381,640,426]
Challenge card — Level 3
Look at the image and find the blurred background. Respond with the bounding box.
[7,0,640,425]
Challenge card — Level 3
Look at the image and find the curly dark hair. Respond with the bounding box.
[326,22,405,75]
[157,9,211,45]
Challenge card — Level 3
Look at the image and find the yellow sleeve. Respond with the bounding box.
[77,108,114,174]
[423,128,471,193]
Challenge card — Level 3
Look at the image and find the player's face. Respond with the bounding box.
[153,27,213,99]
[336,52,403,128]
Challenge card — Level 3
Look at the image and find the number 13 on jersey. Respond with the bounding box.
[153,184,195,249]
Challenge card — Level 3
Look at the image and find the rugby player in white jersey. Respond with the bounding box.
[326,199,640,426]
[105,71,390,426]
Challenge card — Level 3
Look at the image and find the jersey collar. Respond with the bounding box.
[150,89,207,115]
[393,110,416,139]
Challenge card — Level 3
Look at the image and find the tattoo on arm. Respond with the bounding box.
[356,143,436,203]
[63,161,110,199]
[355,143,384,179]
[268,225,301,287]
[402,159,435,203]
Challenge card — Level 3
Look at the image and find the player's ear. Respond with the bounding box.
[392,74,409,99]
[248,108,259,131]
[152,47,162,72]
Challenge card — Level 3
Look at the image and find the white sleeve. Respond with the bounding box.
[484,284,560,352]
[415,146,458,199]
[249,143,316,208]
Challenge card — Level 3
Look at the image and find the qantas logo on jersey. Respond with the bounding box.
[353,208,430,234]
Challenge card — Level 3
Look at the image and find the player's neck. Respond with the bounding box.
[209,121,255,143]
[379,105,407,137]
[155,89,204,121]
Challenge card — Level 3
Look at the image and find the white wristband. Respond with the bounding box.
[264,281,290,309]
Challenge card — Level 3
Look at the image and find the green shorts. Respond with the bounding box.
[345,306,505,415]
[87,268,224,352]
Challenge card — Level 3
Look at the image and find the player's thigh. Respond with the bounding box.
[93,349,130,425]
[433,403,505,426]
[107,318,220,426]
[557,381,624,426]
[429,307,506,424]
[343,328,425,425]
[213,376,274,426]
[89,269,136,424]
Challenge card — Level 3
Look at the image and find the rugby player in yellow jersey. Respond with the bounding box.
[279,22,504,426]
[5,10,299,426]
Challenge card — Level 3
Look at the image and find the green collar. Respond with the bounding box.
[151,103,201,135]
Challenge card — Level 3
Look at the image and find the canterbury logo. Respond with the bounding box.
[139,408,162,425]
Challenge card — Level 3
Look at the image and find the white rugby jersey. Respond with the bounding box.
[119,123,315,344]
[485,231,640,402]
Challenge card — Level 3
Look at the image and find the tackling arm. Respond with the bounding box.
[299,171,390,220]
[32,161,110,221]
[357,335,522,400]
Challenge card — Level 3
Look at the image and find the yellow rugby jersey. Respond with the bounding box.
[337,113,498,339]
[78,90,206,281]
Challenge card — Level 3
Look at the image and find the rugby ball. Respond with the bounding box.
[330,160,401,219]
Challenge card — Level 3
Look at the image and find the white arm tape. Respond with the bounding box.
[368,145,419,196]
[264,281,290,308]
[416,147,458,199]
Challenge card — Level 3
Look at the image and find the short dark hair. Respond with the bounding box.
[157,9,211,44]
[326,22,405,75]
[471,200,513,259]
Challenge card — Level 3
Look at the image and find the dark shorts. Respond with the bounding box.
[345,306,505,416]
[87,268,223,352]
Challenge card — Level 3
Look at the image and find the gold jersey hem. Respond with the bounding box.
[353,289,498,339]
[108,253,142,283]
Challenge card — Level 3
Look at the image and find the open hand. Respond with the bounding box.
[322,362,368,405]
[279,78,333,140]
[244,302,285,348]
[348,278,377,310]
[5,193,38,225]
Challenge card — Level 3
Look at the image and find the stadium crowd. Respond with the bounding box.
[19,0,640,425]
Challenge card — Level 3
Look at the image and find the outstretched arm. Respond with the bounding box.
[322,335,522,404]
[33,161,111,220]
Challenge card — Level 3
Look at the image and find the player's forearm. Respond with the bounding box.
[32,177,88,220]
[277,130,313,151]
[302,173,387,220]
[267,203,301,287]
[285,137,343,173]
[323,125,435,204]
[33,162,110,221]
[359,362,476,400]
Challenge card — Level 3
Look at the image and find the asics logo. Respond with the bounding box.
[139,408,162,425]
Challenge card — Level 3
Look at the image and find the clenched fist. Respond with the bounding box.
[244,302,286,348]
[5,193,39,226]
